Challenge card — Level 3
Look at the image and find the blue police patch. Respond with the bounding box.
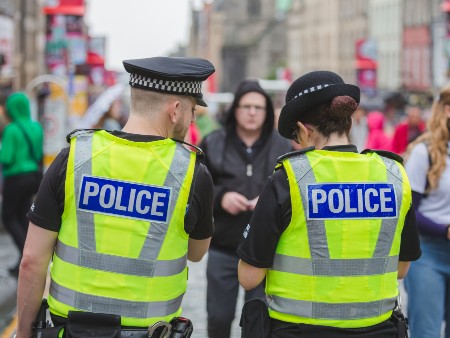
[307,183,397,220]
[78,176,171,223]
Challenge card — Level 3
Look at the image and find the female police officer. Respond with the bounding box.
[237,71,421,338]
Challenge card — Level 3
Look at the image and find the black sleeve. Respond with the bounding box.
[184,163,215,240]
[399,204,422,261]
[27,148,69,232]
[237,169,291,268]
[237,167,422,266]
[198,137,228,211]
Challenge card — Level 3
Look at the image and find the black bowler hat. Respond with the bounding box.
[278,71,360,139]
[123,57,215,107]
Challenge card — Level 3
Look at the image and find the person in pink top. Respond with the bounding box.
[365,111,392,151]
[391,106,426,156]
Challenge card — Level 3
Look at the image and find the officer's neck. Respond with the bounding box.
[315,132,350,150]
[122,115,169,138]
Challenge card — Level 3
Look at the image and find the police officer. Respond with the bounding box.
[16,57,215,338]
[237,71,421,338]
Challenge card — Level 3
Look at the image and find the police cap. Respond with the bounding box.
[123,56,215,107]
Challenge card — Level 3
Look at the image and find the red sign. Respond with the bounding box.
[355,39,377,96]
[44,0,85,15]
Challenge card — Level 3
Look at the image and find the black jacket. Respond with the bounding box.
[200,79,292,251]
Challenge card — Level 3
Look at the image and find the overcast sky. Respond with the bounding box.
[85,0,194,71]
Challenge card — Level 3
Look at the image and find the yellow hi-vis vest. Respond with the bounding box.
[266,149,411,328]
[48,130,197,327]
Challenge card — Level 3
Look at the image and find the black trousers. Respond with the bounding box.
[2,172,39,265]
[207,248,267,338]
[270,318,397,338]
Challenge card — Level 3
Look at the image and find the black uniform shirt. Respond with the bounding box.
[237,145,422,268]
[27,131,214,239]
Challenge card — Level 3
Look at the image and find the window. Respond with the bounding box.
[248,0,261,17]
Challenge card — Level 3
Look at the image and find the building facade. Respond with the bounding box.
[14,0,46,90]
[189,0,449,95]
[190,0,288,92]
[338,0,369,84]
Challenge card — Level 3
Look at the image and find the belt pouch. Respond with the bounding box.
[65,311,121,338]
[239,299,271,338]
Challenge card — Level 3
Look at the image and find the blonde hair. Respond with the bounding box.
[405,84,450,192]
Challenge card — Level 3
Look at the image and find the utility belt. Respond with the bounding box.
[240,299,408,338]
[33,300,193,338]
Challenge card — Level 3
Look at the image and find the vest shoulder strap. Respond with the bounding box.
[276,146,315,164]
[361,149,404,165]
[171,138,204,158]
[66,129,100,143]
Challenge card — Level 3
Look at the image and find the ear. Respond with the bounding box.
[168,99,183,124]
[296,121,311,144]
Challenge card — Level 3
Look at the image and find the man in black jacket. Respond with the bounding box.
[200,79,292,338]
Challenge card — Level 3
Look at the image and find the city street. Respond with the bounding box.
[0,230,19,335]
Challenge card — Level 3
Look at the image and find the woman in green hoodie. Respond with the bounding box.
[0,92,43,276]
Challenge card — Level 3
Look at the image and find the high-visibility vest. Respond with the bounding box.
[266,149,411,328]
[48,130,197,327]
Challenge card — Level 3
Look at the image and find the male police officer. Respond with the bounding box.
[16,57,215,338]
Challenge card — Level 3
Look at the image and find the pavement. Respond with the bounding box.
[0,228,19,336]
[183,257,243,338]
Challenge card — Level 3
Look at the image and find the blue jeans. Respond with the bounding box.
[404,237,450,338]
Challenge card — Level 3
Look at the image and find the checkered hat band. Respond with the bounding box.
[129,74,202,94]
[289,84,333,102]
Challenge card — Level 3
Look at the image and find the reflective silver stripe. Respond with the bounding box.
[285,154,402,276]
[55,240,187,277]
[269,295,396,320]
[373,158,404,258]
[290,154,330,259]
[50,280,183,319]
[74,132,95,251]
[273,253,399,276]
[139,144,191,260]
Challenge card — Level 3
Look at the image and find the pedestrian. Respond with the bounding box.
[200,79,291,338]
[349,104,368,152]
[391,105,426,156]
[237,71,421,338]
[0,92,43,277]
[365,110,392,151]
[16,56,216,338]
[403,85,450,338]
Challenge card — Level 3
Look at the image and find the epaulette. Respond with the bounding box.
[361,148,404,164]
[66,129,100,143]
[171,138,205,158]
[276,146,315,164]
